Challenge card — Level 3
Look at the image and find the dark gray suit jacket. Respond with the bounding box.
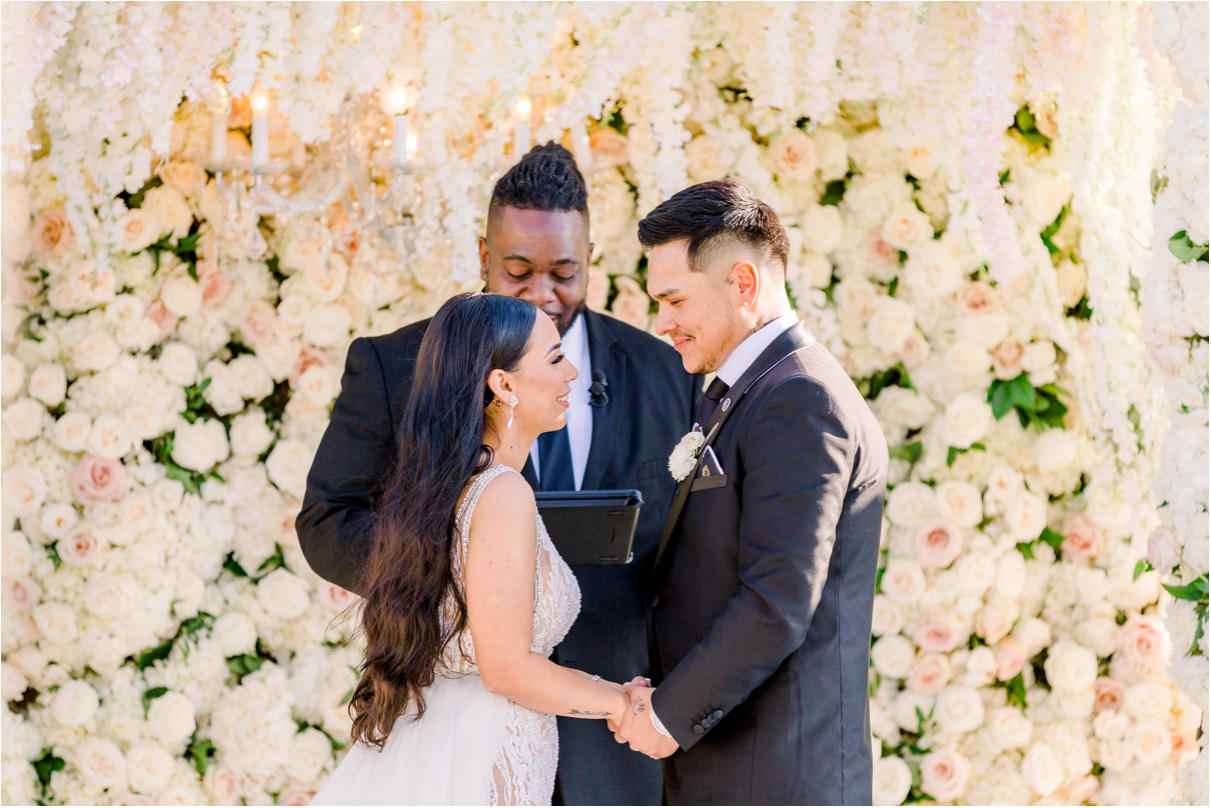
[647,323,888,805]
[296,308,698,805]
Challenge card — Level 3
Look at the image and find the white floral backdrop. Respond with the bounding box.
[1,3,1206,805]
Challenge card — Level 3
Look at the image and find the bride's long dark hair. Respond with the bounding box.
[349,292,537,748]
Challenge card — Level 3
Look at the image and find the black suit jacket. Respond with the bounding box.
[647,323,888,806]
[297,308,699,805]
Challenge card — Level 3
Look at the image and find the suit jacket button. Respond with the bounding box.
[649,595,660,608]
[710,709,723,722]
[692,723,705,735]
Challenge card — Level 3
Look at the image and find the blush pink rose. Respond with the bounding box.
[277,787,315,806]
[914,520,963,568]
[146,299,179,343]
[957,281,1002,315]
[994,637,1029,680]
[33,206,73,261]
[3,577,41,611]
[907,653,951,696]
[197,262,231,307]
[290,344,330,388]
[1093,677,1125,712]
[914,611,963,653]
[1116,615,1171,675]
[241,300,280,345]
[317,582,356,612]
[59,523,104,566]
[1061,512,1105,561]
[69,455,129,503]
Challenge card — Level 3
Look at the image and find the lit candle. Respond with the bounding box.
[572,122,591,172]
[207,84,230,165]
[513,94,532,157]
[251,91,270,168]
[405,131,420,162]
[383,86,411,167]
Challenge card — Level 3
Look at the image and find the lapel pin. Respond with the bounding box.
[702,467,711,477]
[721,397,731,412]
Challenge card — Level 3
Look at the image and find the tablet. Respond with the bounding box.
[534,489,643,565]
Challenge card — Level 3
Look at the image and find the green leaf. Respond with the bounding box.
[227,653,265,678]
[1168,230,1210,263]
[33,747,66,795]
[946,446,959,467]
[179,611,215,638]
[1016,541,1036,560]
[999,168,1011,186]
[820,177,848,206]
[1162,574,1209,602]
[989,380,1014,420]
[124,176,163,209]
[995,671,1027,709]
[44,541,62,571]
[1133,559,1153,581]
[1039,527,1066,551]
[1015,106,1037,133]
[141,686,169,717]
[889,440,923,463]
[185,735,215,776]
[1008,375,1039,411]
[887,276,899,297]
[223,555,249,578]
[130,637,175,671]
[254,546,286,578]
[875,566,886,594]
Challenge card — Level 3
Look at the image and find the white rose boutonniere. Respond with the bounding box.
[669,428,706,482]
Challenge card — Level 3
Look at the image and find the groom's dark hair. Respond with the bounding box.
[488,141,589,224]
[638,179,788,274]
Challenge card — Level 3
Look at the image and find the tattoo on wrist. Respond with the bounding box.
[568,708,613,716]
[631,700,647,715]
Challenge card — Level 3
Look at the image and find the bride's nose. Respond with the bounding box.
[565,359,579,382]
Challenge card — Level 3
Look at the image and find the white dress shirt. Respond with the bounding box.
[530,311,592,490]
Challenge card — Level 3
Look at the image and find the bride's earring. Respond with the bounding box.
[506,393,519,429]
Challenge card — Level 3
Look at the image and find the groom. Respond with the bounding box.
[297,143,696,805]
[614,180,888,804]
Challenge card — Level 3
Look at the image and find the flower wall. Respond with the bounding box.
[1,3,1206,805]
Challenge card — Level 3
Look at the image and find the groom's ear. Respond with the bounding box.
[731,261,760,309]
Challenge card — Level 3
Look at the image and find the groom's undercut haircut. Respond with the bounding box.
[637,178,788,276]
[488,141,589,226]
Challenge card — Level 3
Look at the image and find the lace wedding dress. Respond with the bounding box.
[313,465,581,805]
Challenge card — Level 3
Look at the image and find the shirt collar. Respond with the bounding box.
[714,311,801,387]
[561,312,591,391]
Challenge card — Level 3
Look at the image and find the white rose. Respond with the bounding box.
[1021,340,1057,383]
[870,594,905,636]
[1146,527,1181,574]
[116,208,162,253]
[874,387,934,430]
[74,737,127,790]
[1074,617,1119,658]
[813,129,848,181]
[2,661,28,702]
[1124,681,1172,722]
[834,277,877,320]
[987,706,1032,750]
[125,743,174,794]
[872,756,912,806]
[1127,718,1172,766]
[74,332,121,372]
[228,355,274,401]
[27,363,67,406]
[266,439,313,497]
[920,748,970,802]
[84,574,138,619]
[257,568,311,619]
[172,417,229,472]
[87,413,132,459]
[122,402,164,441]
[1033,428,1077,474]
[993,550,1026,598]
[213,612,258,657]
[867,297,916,354]
[1012,616,1052,656]
[881,202,933,251]
[153,478,184,511]
[984,464,1024,515]
[770,129,816,180]
[2,354,25,402]
[158,342,199,387]
[1003,491,1048,540]
[1023,741,1065,796]
[161,273,202,318]
[934,481,982,528]
[871,635,915,679]
[3,530,33,575]
[944,341,992,391]
[881,558,927,605]
[302,252,350,302]
[51,679,99,726]
[885,482,935,528]
[201,362,243,416]
[286,728,332,782]
[302,303,353,348]
[953,553,996,597]
[801,204,843,254]
[141,185,193,241]
[934,685,984,736]
[943,393,992,449]
[298,364,341,408]
[903,238,963,299]
[2,466,46,518]
[1022,172,1071,229]
[33,602,79,645]
[229,411,275,458]
[902,144,935,178]
[893,689,935,732]
[3,397,44,440]
[146,692,196,748]
[975,597,1019,644]
[1044,640,1097,694]
[685,134,727,182]
[52,411,92,452]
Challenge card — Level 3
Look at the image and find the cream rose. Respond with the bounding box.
[213,612,258,657]
[122,402,164,442]
[589,127,629,168]
[33,602,80,646]
[302,302,353,348]
[885,482,935,528]
[984,464,1024,516]
[907,653,951,696]
[934,684,984,736]
[914,610,963,653]
[770,129,816,180]
[2,353,25,402]
[53,411,92,452]
[976,598,1019,644]
[943,392,992,449]
[800,204,843,254]
[893,689,935,732]
[1033,428,1078,475]
[27,363,67,407]
[141,186,193,241]
[991,339,1024,380]
[125,743,175,794]
[84,573,138,619]
[3,466,47,518]
[52,679,99,727]
[1093,676,1126,712]
[871,635,915,679]
[870,594,905,636]
[1003,491,1047,540]
[229,410,275,458]
[75,737,127,790]
[1124,681,1172,722]
[240,300,281,345]
[86,413,132,460]
[59,523,104,566]
[159,161,206,198]
[1115,615,1171,675]
[171,418,229,472]
[298,364,342,408]
[881,558,927,605]
[116,208,162,253]
[834,277,877,320]
[813,129,848,181]
[302,253,350,302]
[867,297,915,355]
[881,202,933,251]
[146,691,196,748]
[73,332,121,372]
[3,397,44,440]
[229,355,274,401]
[903,144,935,178]
[914,519,963,568]
[33,206,74,260]
[69,454,128,503]
[4,576,40,611]
[1,661,28,702]
[934,481,981,528]
[1012,616,1052,655]
[685,134,727,182]
[1044,639,1097,693]
[1023,741,1065,796]
[158,342,198,387]
[920,748,969,802]
[988,705,1032,750]
[286,728,333,782]
[257,568,311,619]
[161,273,203,318]
[944,341,992,391]
[872,756,912,806]
[903,238,964,299]
[3,530,33,576]
[266,439,313,497]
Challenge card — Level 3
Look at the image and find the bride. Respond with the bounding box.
[313,292,628,806]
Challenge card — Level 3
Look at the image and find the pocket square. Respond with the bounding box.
[690,446,728,491]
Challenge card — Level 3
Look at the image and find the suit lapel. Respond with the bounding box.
[651,322,815,574]
[581,310,625,491]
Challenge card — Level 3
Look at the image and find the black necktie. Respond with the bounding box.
[696,377,730,427]
[537,426,576,491]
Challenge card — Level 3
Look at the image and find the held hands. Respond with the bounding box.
[609,676,678,760]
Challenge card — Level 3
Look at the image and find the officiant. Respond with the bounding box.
[297,142,699,805]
